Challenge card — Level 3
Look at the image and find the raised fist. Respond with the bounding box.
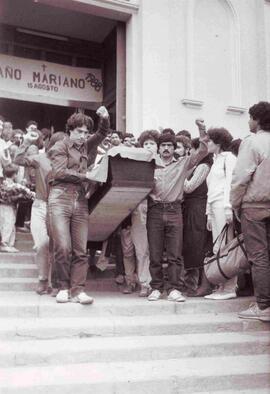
[96,106,109,119]
[195,118,205,127]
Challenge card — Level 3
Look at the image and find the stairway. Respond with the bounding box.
[0,291,269,393]
[0,232,119,292]
[0,233,269,393]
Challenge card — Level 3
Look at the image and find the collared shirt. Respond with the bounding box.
[206,151,236,215]
[48,117,110,186]
[0,138,11,177]
[149,139,208,202]
[14,150,51,201]
[231,130,270,209]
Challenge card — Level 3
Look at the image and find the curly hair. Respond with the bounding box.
[138,129,160,147]
[26,120,38,129]
[123,132,134,139]
[230,138,242,157]
[111,130,124,141]
[176,129,191,139]
[249,101,270,131]
[176,135,191,150]
[161,128,175,136]
[158,133,177,149]
[66,113,94,133]
[207,127,233,151]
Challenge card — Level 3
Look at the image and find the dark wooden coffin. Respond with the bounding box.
[88,155,155,241]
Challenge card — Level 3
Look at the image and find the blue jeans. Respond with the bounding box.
[30,199,50,282]
[48,185,89,297]
[147,199,183,293]
[241,208,270,310]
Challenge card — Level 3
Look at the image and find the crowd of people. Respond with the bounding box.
[0,100,269,322]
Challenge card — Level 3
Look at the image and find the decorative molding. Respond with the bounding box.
[185,0,195,98]
[98,0,139,11]
[226,105,246,114]
[225,0,242,106]
[181,98,203,108]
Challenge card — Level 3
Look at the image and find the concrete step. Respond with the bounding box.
[1,331,269,367]
[0,354,269,393]
[14,232,35,252]
[0,263,38,278]
[0,312,269,341]
[0,277,119,292]
[196,390,270,394]
[0,291,258,317]
[0,252,35,264]
[0,278,38,291]
[15,232,33,241]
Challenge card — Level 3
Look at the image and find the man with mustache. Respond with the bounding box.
[147,120,208,302]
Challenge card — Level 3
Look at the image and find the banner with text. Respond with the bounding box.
[0,54,103,107]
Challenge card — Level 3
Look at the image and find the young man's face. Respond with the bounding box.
[248,116,259,134]
[69,125,89,146]
[110,133,121,146]
[26,124,38,133]
[123,137,132,147]
[143,139,158,154]
[2,129,13,142]
[175,142,186,157]
[13,133,23,146]
[159,142,175,160]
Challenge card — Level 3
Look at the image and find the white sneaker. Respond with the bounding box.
[71,292,94,305]
[167,289,186,302]
[148,289,162,301]
[204,291,237,300]
[0,245,18,253]
[56,289,70,303]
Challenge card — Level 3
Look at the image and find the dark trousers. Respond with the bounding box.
[241,208,270,310]
[48,186,89,297]
[147,200,183,293]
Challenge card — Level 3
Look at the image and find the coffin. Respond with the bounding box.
[87,147,157,241]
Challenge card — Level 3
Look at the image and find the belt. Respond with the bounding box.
[148,197,182,208]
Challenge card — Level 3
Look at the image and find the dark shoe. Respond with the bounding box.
[36,280,48,295]
[122,283,136,294]
[115,274,125,285]
[194,271,213,297]
[47,287,59,297]
[194,286,212,297]
[185,289,197,297]
[16,226,30,233]
[139,286,150,297]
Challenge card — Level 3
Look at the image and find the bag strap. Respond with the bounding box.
[216,254,231,280]
[236,234,248,259]
[215,225,228,262]
[212,224,228,249]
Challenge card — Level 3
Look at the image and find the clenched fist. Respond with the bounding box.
[195,118,206,130]
[96,106,109,120]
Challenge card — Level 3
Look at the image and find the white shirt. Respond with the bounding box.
[206,151,236,216]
